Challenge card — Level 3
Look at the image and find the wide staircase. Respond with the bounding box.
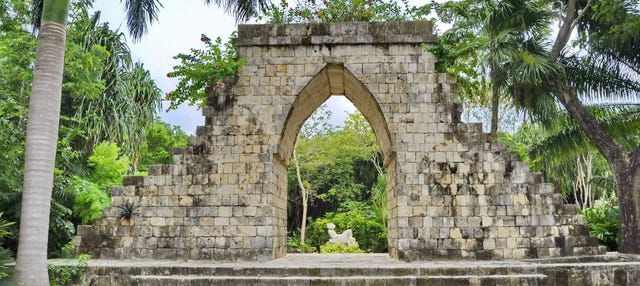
[52,253,640,285]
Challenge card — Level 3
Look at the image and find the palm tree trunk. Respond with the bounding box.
[16,0,69,284]
[558,88,640,253]
[490,69,500,134]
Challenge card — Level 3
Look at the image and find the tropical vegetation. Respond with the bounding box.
[14,0,268,284]
[432,0,639,252]
[3,0,639,284]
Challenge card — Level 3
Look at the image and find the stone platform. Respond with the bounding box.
[51,253,640,285]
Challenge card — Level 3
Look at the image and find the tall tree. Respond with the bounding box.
[549,0,640,253]
[453,0,640,252]
[436,0,640,253]
[18,0,270,284]
[292,105,334,245]
[433,0,553,133]
[16,1,71,283]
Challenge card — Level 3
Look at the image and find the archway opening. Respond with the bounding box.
[275,64,397,256]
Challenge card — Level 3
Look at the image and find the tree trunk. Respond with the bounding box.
[558,88,640,253]
[293,142,308,245]
[16,1,69,284]
[490,72,500,134]
[612,153,640,254]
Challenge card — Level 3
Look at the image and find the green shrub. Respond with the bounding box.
[286,234,316,253]
[580,203,620,251]
[320,243,364,253]
[48,254,90,286]
[72,178,109,224]
[166,33,243,110]
[307,201,387,252]
[0,212,15,285]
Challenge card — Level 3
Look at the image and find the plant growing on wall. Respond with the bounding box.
[166,33,244,111]
[116,201,139,221]
[258,0,429,23]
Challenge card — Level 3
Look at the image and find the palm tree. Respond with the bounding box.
[493,0,640,253]
[17,0,269,284]
[434,0,553,133]
[436,0,640,253]
[531,0,640,254]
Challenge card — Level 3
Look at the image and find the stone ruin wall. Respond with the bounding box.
[75,21,605,261]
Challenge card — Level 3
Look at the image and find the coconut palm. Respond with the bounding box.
[17,0,269,284]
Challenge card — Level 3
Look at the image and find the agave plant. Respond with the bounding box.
[116,201,139,221]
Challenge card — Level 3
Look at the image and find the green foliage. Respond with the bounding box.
[259,0,428,23]
[48,254,90,286]
[580,202,620,251]
[61,241,76,259]
[497,123,544,170]
[307,201,387,253]
[0,213,15,284]
[286,234,316,253]
[370,174,388,227]
[63,7,162,160]
[72,179,109,224]
[116,201,139,221]
[0,213,13,241]
[87,142,130,189]
[73,142,129,224]
[0,0,162,259]
[167,33,243,110]
[137,121,188,172]
[320,243,364,254]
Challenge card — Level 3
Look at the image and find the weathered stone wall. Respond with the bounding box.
[75,21,605,261]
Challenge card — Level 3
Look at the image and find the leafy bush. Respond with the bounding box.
[320,242,364,253]
[0,213,15,285]
[286,233,316,253]
[72,142,129,224]
[48,254,90,286]
[166,33,243,110]
[73,178,109,224]
[307,201,387,252]
[259,0,426,24]
[87,142,129,189]
[580,203,620,251]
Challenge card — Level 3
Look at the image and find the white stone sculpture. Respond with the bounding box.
[327,223,357,246]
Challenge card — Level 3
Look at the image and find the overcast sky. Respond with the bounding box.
[91,0,428,134]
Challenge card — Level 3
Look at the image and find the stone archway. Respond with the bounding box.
[275,63,397,255]
[75,21,605,262]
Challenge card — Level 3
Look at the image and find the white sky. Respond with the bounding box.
[91,0,429,134]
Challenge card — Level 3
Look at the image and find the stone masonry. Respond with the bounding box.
[74,21,606,261]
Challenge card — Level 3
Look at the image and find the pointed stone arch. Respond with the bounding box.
[274,63,399,256]
[276,63,393,166]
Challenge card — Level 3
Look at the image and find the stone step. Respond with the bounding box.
[88,264,541,277]
[135,274,549,286]
[75,253,640,286]
[426,274,547,286]
[129,275,423,286]
[128,274,548,286]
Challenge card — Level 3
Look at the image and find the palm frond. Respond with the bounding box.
[562,54,640,102]
[531,104,640,162]
[204,0,270,22]
[122,0,163,41]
